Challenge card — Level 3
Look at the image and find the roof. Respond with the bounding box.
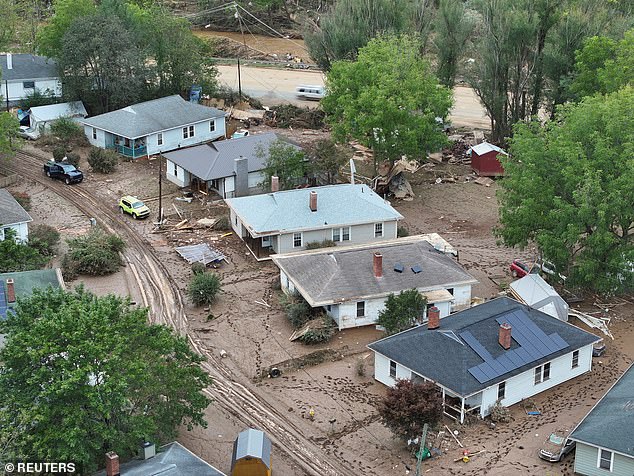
[509,274,568,321]
[226,184,403,236]
[570,363,634,458]
[0,269,64,320]
[93,442,225,476]
[0,54,58,81]
[0,189,33,226]
[272,236,477,306]
[468,142,508,156]
[368,297,600,396]
[231,429,272,469]
[30,101,87,122]
[163,132,299,181]
[82,95,225,139]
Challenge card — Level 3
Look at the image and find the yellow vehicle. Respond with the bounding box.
[118,195,150,219]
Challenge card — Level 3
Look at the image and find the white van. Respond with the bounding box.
[295,85,325,101]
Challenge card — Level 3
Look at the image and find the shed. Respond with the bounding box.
[231,429,272,476]
[468,141,508,177]
[23,101,87,139]
[509,274,569,321]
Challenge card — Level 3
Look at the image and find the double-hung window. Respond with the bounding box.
[389,360,397,378]
[92,127,97,140]
[497,381,506,400]
[157,133,163,146]
[374,222,383,237]
[210,120,215,132]
[572,350,579,368]
[598,449,613,470]
[534,362,551,384]
[293,232,302,248]
[356,301,365,317]
[332,227,351,242]
[182,125,195,139]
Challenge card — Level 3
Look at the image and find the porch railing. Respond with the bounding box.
[107,144,147,158]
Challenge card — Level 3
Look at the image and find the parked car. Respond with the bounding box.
[510,259,540,278]
[43,160,84,184]
[536,258,567,282]
[592,339,606,357]
[539,429,575,462]
[295,84,325,101]
[118,196,150,219]
[231,129,250,139]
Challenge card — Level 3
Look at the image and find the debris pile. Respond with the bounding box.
[374,160,415,201]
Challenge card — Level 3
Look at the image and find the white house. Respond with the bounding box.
[163,132,299,197]
[368,297,601,423]
[0,54,61,105]
[225,183,403,260]
[0,189,32,242]
[20,101,87,140]
[272,235,477,330]
[509,274,569,321]
[82,95,226,159]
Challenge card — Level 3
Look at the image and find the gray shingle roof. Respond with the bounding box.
[226,184,403,236]
[163,132,298,181]
[0,189,32,226]
[82,95,225,139]
[570,363,634,458]
[231,429,271,470]
[0,54,58,81]
[272,237,477,305]
[368,297,600,396]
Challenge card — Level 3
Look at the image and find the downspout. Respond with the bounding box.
[461,397,465,424]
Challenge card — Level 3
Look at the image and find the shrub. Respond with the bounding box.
[298,315,335,344]
[53,145,67,162]
[305,239,337,250]
[213,215,231,231]
[65,228,125,276]
[50,117,85,143]
[0,229,48,273]
[397,226,410,237]
[88,147,119,174]
[11,192,31,211]
[64,152,81,168]
[189,272,221,306]
[191,262,206,275]
[18,89,56,109]
[29,224,60,256]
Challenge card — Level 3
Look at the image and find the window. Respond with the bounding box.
[543,362,550,381]
[598,449,613,470]
[497,382,506,400]
[293,232,302,248]
[332,228,340,242]
[210,120,215,132]
[23,81,35,90]
[173,163,178,176]
[343,227,350,241]
[182,125,195,139]
[374,222,383,237]
[332,227,351,242]
[356,301,365,317]
[572,350,579,369]
[157,133,163,146]
[389,360,397,378]
[534,362,551,384]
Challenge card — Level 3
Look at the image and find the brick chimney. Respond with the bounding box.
[6,278,15,303]
[105,452,120,476]
[309,191,317,212]
[427,306,440,330]
[499,323,512,350]
[271,175,279,192]
[373,252,383,278]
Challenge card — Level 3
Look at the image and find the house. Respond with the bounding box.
[95,442,225,476]
[20,101,87,139]
[509,274,569,321]
[368,297,600,423]
[569,363,634,476]
[0,188,32,242]
[163,132,300,198]
[82,95,226,159]
[231,429,272,476]
[225,183,403,260]
[0,53,61,105]
[468,141,508,177]
[272,235,477,330]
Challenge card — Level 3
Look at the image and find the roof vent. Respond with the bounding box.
[411,265,422,274]
[394,263,404,273]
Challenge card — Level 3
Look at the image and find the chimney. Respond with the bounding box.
[427,306,440,330]
[233,156,249,197]
[499,323,512,350]
[105,452,120,476]
[309,191,317,212]
[141,442,156,460]
[6,53,12,70]
[6,278,15,303]
[373,252,383,278]
[271,175,279,192]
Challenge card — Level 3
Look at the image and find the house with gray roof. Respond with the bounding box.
[272,235,477,330]
[163,132,299,198]
[368,297,600,423]
[1,53,61,105]
[82,95,226,159]
[569,363,634,476]
[225,183,403,259]
[0,189,32,242]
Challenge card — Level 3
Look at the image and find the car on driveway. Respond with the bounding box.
[539,429,575,462]
[118,196,150,219]
[43,160,84,184]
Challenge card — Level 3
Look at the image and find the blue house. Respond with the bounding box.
[82,95,227,159]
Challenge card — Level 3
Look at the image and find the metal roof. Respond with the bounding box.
[231,428,272,469]
[163,132,299,181]
[272,236,477,306]
[226,183,403,236]
[29,101,87,123]
[82,95,225,139]
[0,189,33,226]
[175,243,226,265]
[468,142,508,156]
[570,363,634,458]
[509,274,569,321]
[0,54,58,81]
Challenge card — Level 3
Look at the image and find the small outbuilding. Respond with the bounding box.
[468,141,508,177]
[21,101,87,139]
[231,428,272,476]
[509,274,569,321]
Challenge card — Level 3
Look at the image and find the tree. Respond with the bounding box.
[433,0,474,87]
[307,139,349,185]
[36,0,95,58]
[323,35,452,174]
[377,289,427,335]
[0,286,212,473]
[63,227,125,277]
[259,139,308,190]
[188,272,221,306]
[0,112,21,158]
[379,380,443,442]
[497,87,634,293]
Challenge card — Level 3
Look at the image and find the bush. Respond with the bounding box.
[305,239,337,250]
[397,226,410,238]
[88,147,119,174]
[64,152,81,168]
[298,315,335,344]
[65,228,125,276]
[50,117,85,144]
[213,215,231,231]
[53,145,67,162]
[0,229,48,273]
[280,292,313,328]
[29,224,60,256]
[18,89,57,109]
[11,192,31,211]
[189,272,221,306]
[191,262,206,275]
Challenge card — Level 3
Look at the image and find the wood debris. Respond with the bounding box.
[474,177,494,187]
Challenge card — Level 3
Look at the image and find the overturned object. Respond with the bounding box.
[175,243,226,265]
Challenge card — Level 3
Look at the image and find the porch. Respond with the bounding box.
[243,234,275,261]
[106,134,147,159]
[442,388,482,424]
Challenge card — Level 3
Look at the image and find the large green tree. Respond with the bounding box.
[322,35,452,174]
[497,87,634,293]
[433,0,474,87]
[377,289,427,335]
[36,0,95,58]
[0,286,212,473]
[259,139,308,190]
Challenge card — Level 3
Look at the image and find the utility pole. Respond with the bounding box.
[5,80,9,112]
[157,152,163,226]
[237,57,242,102]
[415,423,429,476]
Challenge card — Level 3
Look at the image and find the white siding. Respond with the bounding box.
[165,159,189,187]
[374,352,411,386]
[230,209,243,238]
[452,284,472,309]
[0,222,29,242]
[145,119,225,155]
[84,125,107,148]
[5,78,61,102]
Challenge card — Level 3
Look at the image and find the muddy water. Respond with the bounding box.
[194,29,309,61]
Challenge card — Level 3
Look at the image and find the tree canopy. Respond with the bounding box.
[259,139,308,190]
[0,286,212,472]
[377,289,427,335]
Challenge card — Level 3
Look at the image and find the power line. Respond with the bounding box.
[235,4,308,53]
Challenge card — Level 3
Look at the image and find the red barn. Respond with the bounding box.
[468,142,508,177]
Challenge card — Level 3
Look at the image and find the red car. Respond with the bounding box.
[510,259,539,278]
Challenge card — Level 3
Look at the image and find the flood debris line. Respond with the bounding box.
[175,243,227,265]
